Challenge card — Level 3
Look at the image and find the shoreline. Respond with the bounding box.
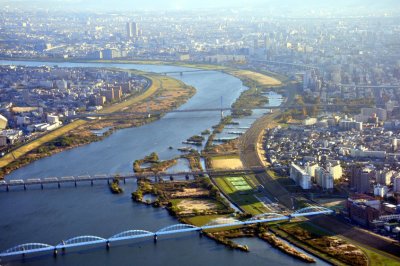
[0,70,195,178]
[0,59,285,179]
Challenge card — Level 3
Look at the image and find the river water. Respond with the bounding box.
[0,60,328,265]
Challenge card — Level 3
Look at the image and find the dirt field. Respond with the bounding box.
[313,198,346,208]
[171,188,208,198]
[177,199,219,214]
[229,70,281,86]
[211,158,243,170]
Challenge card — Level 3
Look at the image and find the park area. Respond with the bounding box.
[214,174,272,215]
[226,177,252,191]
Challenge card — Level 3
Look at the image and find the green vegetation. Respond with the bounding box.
[204,116,233,152]
[132,176,234,217]
[359,246,400,266]
[231,86,269,118]
[213,174,269,215]
[201,129,211,135]
[180,149,203,171]
[133,152,178,174]
[277,95,322,122]
[186,135,205,146]
[109,177,124,194]
[276,222,369,266]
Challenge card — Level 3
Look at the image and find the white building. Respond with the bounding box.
[355,107,387,122]
[327,162,343,180]
[351,148,386,159]
[375,170,395,185]
[0,114,7,129]
[47,115,59,124]
[338,119,363,131]
[373,184,388,198]
[16,116,30,126]
[0,129,22,145]
[315,167,334,189]
[303,117,317,126]
[304,162,318,179]
[290,163,311,189]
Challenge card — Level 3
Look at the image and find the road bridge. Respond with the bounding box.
[65,103,378,120]
[0,206,334,259]
[0,168,289,191]
[161,69,214,75]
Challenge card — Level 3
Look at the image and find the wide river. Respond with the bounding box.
[0,61,328,265]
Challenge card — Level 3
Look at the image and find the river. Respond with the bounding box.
[0,60,328,265]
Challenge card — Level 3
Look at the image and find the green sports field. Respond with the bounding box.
[226,177,252,191]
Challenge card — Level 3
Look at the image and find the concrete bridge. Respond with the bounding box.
[65,103,378,120]
[0,207,334,259]
[0,168,290,191]
[161,69,214,75]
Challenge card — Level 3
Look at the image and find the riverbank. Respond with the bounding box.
[0,71,195,178]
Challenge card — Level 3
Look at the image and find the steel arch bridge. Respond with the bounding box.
[290,206,334,217]
[248,213,287,221]
[109,230,154,241]
[3,243,54,257]
[56,236,107,249]
[204,218,241,227]
[156,224,200,235]
[0,207,334,259]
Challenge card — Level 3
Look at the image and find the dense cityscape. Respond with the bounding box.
[1,1,400,265]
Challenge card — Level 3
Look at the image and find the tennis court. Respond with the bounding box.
[226,177,252,191]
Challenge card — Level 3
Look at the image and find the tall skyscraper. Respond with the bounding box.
[126,22,138,38]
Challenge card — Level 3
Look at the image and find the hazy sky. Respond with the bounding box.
[2,0,399,12]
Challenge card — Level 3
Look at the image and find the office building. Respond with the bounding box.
[126,22,138,38]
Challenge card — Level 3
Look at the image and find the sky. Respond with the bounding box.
[1,0,399,12]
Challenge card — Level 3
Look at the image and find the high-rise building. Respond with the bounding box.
[101,88,114,102]
[290,163,311,189]
[126,22,138,38]
[351,166,371,193]
[394,177,400,193]
[0,114,7,130]
[315,167,334,189]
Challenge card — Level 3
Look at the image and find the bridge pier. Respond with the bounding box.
[53,248,58,257]
[24,184,27,190]
[6,185,9,192]
[154,234,157,243]
[170,175,174,181]
[123,178,126,184]
[199,230,203,237]
[75,181,77,187]
[41,183,44,190]
[91,180,93,186]
[106,241,110,250]
[58,183,61,189]
[107,179,110,185]
[185,174,189,180]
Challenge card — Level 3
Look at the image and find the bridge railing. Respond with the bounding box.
[0,208,334,258]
